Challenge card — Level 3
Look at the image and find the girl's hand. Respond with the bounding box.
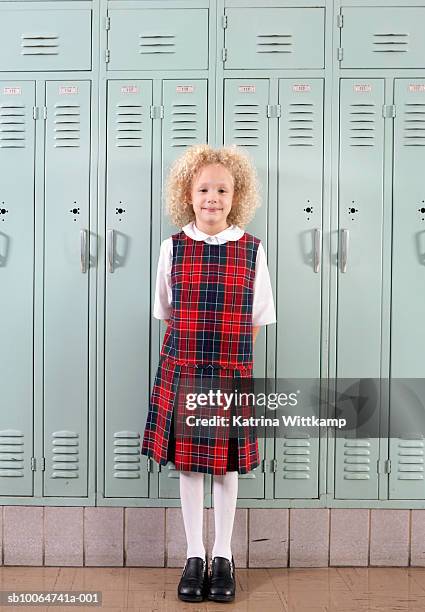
[253,326,260,344]
[164,319,170,326]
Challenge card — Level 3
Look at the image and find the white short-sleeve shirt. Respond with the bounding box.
[153,222,277,326]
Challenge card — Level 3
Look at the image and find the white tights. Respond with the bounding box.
[179,470,238,562]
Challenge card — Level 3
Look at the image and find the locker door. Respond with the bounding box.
[224,8,324,70]
[224,79,269,499]
[340,7,425,70]
[0,8,92,72]
[105,81,152,498]
[0,82,35,496]
[390,79,425,499]
[334,79,385,500]
[161,80,208,241]
[158,79,208,499]
[43,81,91,497]
[108,9,208,71]
[274,79,324,499]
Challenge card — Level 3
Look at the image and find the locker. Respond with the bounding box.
[274,79,324,499]
[0,8,92,72]
[107,9,208,71]
[223,79,269,499]
[0,81,35,496]
[158,79,208,499]
[334,79,385,500]
[389,79,425,500]
[340,7,425,70]
[43,81,91,497]
[160,80,208,241]
[104,81,153,498]
[224,8,325,70]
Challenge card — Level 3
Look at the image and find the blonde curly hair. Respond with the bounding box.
[165,144,261,228]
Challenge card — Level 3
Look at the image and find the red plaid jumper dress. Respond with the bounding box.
[141,230,260,475]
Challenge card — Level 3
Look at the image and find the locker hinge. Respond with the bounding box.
[40,457,45,471]
[271,459,277,472]
[377,459,391,474]
[337,47,343,61]
[261,459,266,472]
[105,16,111,30]
[382,104,396,118]
[222,48,227,62]
[336,14,343,28]
[150,105,164,119]
[33,106,39,120]
[267,104,281,119]
[146,458,153,472]
[105,49,110,63]
[31,457,36,471]
[222,15,227,29]
[43,106,47,120]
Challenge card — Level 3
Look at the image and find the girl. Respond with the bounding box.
[141,144,276,603]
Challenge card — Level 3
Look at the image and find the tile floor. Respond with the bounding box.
[2,566,425,611]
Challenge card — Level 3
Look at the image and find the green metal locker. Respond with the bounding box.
[223,79,269,499]
[104,80,153,498]
[224,7,325,70]
[389,79,425,500]
[107,8,209,71]
[158,79,209,500]
[0,81,35,496]
[43,80,91,497]
[339,7,425,70]
[334,79,386,500]
[274,79,324,500]
[0,6,92,72]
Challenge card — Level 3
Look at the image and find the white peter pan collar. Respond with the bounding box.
[182,221,244,245]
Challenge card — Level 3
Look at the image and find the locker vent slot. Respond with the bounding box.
[343,439,371,480]
[256,34,293,54]
[113,431,141,479]
[115,104,143,148]
[51,431,79,478]
[21,34,59,56]
[139,34,175,55]
[288,103,315,147]
[396,439,424,480]
[0,429,25,477]
[282,438,311,479]
[0,105,26,148]
[372,33,408,54]
[171,104,199,148]
[54,104,80,148]
[403,104,425,146]
[349,104,376,147]
[232,104,260,147]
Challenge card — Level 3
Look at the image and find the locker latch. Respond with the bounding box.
[377,459,391,474]
[150,105,164,120]
[382,104,396,119]
[105,49,111,63]
[271,459,277,472]
[31,457,36,471]
[336,14,343,28]
[222,48,227,62]
[222,15,228,29]
[146,458,153,472]
[337,48,344,61]
[267,105,281,119]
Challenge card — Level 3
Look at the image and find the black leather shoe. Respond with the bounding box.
[207,555,235,602]
[177,555,208,602]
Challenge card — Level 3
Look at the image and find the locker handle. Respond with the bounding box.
[80,229,88,273]
[107,229,114,273]
[340,229,349,273]
[314,228,321,273]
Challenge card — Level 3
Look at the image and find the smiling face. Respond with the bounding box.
[189,164,235,234]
